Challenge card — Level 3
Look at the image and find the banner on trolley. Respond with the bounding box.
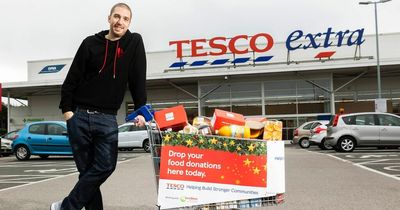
[157,133,285,209]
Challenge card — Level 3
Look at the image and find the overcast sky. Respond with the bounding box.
[0,0,399,83]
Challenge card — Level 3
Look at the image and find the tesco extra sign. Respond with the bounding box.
[169,27,365,58]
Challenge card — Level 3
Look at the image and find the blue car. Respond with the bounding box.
[12,121,72,160]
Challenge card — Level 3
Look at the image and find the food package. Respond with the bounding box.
[245,120,265,139]
[263,120,283,140]
[217,125,250,138]
[197,124,213,135]
[245,117,267,123]
[192,116,212,127]
[154,105,187,131]
[211,109,245,131]
[182,124,198,134]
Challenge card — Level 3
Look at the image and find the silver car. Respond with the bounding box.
[1,138,13,156]
[118,122,150,153]
[1,130,19,157]
[325,112,400,152]
[292,120,330,148]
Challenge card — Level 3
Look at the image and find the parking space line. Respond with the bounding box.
[324,153,400,181]
[0,175,60,177]
[0,163,76,167]
[304,149,400,181]
[0,182,31,184]
[356,164,400,181]
[0,155,141,192]
[0,175,59,181]
[356,159,400,165]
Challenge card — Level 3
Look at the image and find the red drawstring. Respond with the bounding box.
[98,40,109,74]
[113,41,119,79]
[99,39,119,79]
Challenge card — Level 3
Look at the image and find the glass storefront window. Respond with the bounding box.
[264,79,330,115]
[201,81,262,117]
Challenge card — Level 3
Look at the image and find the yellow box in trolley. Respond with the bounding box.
[263,120,283,141]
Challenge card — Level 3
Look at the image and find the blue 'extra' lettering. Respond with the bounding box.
[286,27,365,51]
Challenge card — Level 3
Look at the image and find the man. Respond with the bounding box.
[53,3,146,210]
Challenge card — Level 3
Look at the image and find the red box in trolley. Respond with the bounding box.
[154,105,188,131]
[211,109,245,131]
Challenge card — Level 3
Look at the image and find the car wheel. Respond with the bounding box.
[39,155,49,159]
[337,136,356,152]
[299,138,310,148]
[143,139,151,153]
[15,145,31,161]
[319,139,333,150]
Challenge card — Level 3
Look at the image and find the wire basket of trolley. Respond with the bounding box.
[126,105,285,210]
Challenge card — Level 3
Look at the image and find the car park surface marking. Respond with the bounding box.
[0,153,146,192]
[0,175,59,183]
[0,161,76,168]
[305,147,400,181]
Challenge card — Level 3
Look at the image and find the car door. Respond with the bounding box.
[350,114,380,145]
[46,123,71,153]
[299,122,314,138]
[124,125,148,147]
[377,114,400,146]
[127,125,148,147]
[118,124,134,147]
[27,123,48,153]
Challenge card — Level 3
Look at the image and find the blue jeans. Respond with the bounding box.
[61,109,118,210]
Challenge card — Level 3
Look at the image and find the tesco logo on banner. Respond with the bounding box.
[169,33,274,58]
[166,183,185,190]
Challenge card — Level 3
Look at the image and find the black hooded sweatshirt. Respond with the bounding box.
[59,30,147,115]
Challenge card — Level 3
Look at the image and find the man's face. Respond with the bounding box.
[108,6,131,38]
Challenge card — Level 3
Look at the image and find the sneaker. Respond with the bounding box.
[50,200,62,210]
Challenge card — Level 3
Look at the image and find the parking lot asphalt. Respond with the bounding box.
[0,150,147,191]
[306,146,400,181]
[0,145,399,210]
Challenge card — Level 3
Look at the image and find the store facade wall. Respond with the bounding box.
[2,31,400,139]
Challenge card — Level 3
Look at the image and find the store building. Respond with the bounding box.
[2,28,400,139]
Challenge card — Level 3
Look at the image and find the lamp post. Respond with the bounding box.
[359,0,391,99]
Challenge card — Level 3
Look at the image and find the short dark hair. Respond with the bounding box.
[110,3,132,18]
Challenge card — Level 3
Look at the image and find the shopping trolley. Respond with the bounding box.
[145,123,284,210]
[127,106,285,210]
